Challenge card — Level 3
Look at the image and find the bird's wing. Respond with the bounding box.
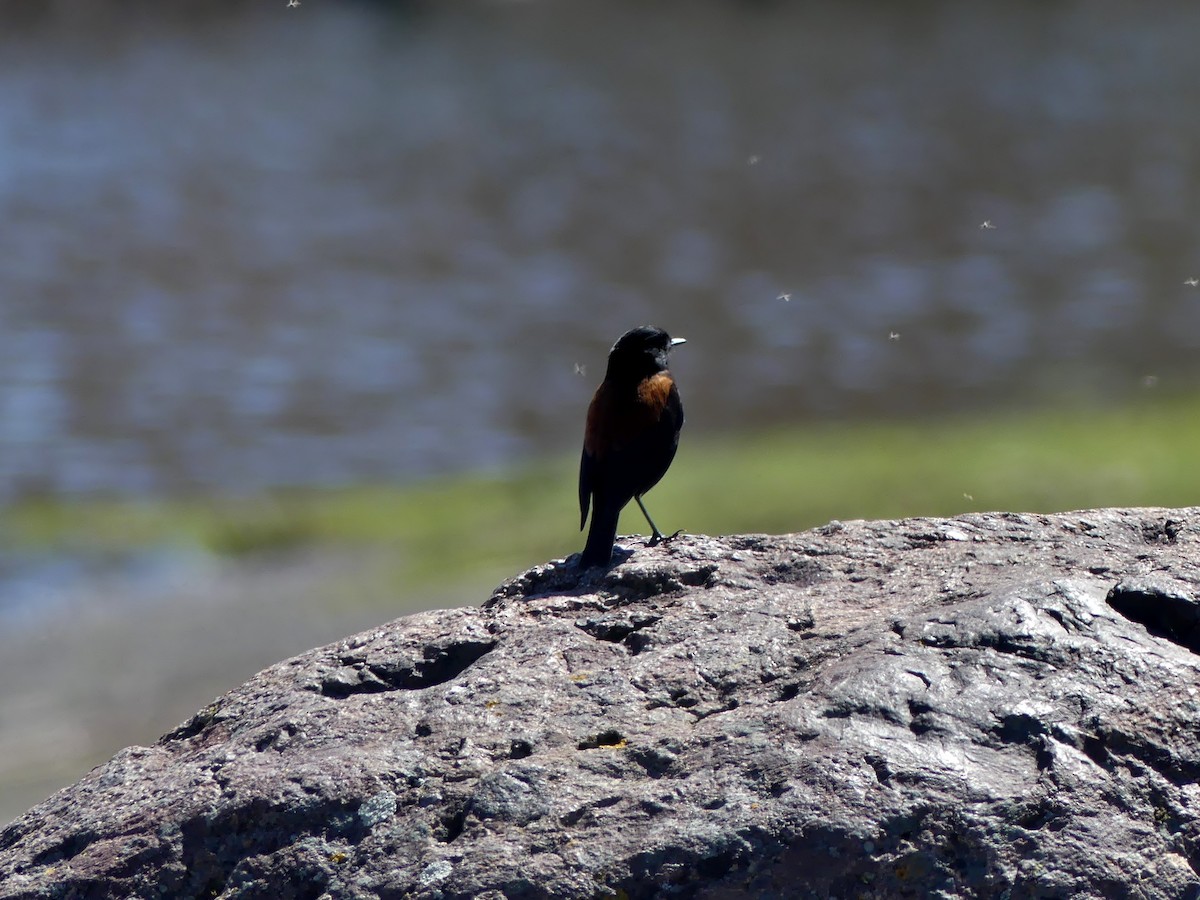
[578,447,593,530]
[579,384,609,530]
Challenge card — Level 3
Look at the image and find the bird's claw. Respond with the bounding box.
[648,529,684,547]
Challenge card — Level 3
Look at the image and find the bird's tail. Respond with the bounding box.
[580,503,620,569]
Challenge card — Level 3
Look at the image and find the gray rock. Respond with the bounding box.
[3,508,1200,899]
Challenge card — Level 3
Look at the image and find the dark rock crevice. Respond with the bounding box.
[1106,579,1200,655]
[316,639,497,698]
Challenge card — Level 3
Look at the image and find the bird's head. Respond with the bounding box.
[606,326,686,380]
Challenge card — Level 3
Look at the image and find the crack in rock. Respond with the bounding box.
[317,640,497,698]
[1106,579,1200,655]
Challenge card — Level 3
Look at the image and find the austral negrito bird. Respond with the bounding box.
[578,326,686,569]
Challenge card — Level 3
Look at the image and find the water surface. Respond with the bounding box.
[2,1,1199,500]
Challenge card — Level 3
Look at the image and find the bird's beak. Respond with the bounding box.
[670,337,687,347]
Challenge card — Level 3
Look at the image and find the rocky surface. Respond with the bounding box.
[4,508,1200,899]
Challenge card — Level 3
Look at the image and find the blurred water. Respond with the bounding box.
[0,544,209,628]
[2,1,1200,501]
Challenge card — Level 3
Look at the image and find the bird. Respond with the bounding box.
[578,326,686,569]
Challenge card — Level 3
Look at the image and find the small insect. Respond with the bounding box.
[1184,277,1199,287]
[574,363,587,377]
[287,0,300,6]
[963,493,974,501]
[1142,375,1159,388]
[979,220,995,230]
[888,331,901,341]
[777,292,791,302]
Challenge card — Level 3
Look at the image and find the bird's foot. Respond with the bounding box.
[647,529,684,547]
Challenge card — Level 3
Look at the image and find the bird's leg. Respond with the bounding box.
[636,495,682,546]
[634,495,665,542]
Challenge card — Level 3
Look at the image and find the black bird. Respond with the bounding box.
[578,326,686,569]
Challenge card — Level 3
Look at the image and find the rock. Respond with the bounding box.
[3,508,1200,899]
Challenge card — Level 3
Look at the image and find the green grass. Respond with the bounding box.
[5,392,1199,594]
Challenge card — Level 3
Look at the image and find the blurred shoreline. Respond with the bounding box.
[0,545,484,828]
[5,393,1200,825]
